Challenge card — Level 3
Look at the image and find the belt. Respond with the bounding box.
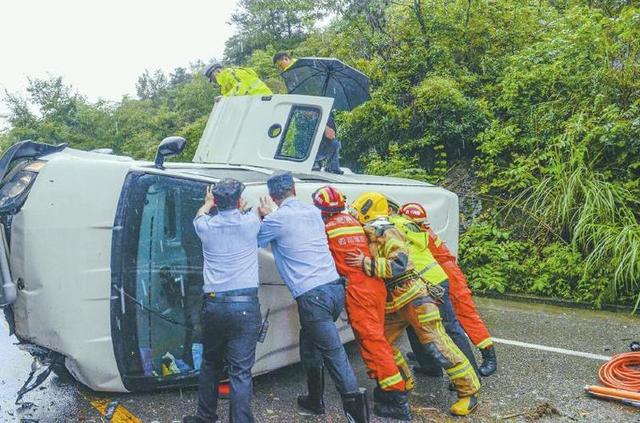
[385,271,418,289]
[385,271,445,301]
[204,293,257,303]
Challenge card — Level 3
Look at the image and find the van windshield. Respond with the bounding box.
[113,172,207,389]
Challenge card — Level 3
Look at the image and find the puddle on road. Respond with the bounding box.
[0,326,89,421]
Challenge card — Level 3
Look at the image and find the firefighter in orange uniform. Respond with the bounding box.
[399,203,497,376]
[311,186,406,420]
[348,192,480,418]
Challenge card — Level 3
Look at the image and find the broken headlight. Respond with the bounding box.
[0,160,45,214]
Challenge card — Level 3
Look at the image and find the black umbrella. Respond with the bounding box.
[280,57,371,111]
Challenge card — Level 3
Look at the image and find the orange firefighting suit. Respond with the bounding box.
[426,227,493,349]
[361,218,480,397]
[323,213,406,391]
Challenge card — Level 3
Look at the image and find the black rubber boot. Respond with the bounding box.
[479,346,497,376]
[297,366,325,415]
[373,389,411,421]
[342,388,370,423]
[407,327,443,377]
[373,386,390,404]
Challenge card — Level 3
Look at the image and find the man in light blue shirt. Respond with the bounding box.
[258,171,367,423]
[185,178,261,423]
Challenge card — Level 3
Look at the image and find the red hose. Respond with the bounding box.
[598,352,640,392]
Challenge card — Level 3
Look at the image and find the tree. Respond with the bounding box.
[224,0,327,64]
[136,69,169,102]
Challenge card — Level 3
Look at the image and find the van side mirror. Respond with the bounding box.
[154,136,186,169]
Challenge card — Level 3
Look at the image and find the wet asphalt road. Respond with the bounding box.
[2,297,639,423]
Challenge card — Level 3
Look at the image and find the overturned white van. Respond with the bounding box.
[0,95,459,392]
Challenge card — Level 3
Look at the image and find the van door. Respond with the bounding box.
[111,172,207,390]
[194,94,334,173]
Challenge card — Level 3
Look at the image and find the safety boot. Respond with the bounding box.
[342,388,369,423]
[479,346,497,376]
[450,395,479,416]
[372,386,389,404]
[297,366,325,415]
[373,389,411,421]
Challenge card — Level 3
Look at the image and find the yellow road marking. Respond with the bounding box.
[90,398,142,423]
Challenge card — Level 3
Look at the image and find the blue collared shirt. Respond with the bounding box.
[194,209,261,293]
[258,197,340,298]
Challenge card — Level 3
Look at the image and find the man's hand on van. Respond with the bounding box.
[239,197,252,214]
[196,185,216,217]
[258,196,275,219]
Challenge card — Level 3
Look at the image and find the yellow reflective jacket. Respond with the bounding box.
[215,67,273,97]
[361,218,425,313]
[389,215,448,285]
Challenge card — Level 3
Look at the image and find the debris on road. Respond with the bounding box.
[499,402,561,421]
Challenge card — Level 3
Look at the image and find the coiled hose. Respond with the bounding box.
[585,351,640,407]
[598,352,640,391]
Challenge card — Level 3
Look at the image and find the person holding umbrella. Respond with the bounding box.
[275,55,373,174]
[273,51,296,71]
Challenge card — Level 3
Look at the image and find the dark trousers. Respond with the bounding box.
[296,282,359,395]
[314,138,341,172]
[407,281,479,375]
[196,288,261,423]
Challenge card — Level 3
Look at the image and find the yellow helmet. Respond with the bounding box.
[351,192,389,224]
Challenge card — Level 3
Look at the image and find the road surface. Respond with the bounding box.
[1,297,638,422]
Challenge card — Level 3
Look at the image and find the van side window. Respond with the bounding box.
[275,106,321,161]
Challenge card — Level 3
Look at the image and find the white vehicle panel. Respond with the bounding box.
[194,95,334,173]
[11,155,131,391]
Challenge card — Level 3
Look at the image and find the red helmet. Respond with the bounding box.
[399,202,428,224]
[312,185,346,214]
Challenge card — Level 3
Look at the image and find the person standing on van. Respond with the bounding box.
[204,62,272,98]
[257,171,369,423]
[183,178,262,423]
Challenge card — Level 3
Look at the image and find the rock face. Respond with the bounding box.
[443,160,482,232]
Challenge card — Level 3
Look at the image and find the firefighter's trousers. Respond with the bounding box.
[346,278,406,391]
[442,261,493,349]
[384,281,480,398]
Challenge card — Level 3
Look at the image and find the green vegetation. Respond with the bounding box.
[1,0,638,309]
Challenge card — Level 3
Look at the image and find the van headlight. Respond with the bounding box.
[0,160,45,213]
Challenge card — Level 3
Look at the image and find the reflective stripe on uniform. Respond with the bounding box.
[378,372,404,389]
[446,361,473,380]
[327,226,365,239]
[418,262,438,277]
[246,79,265,94]
[385,282,422,312]
[418,310,441,324]
[375,257,389,278]
[476,337,494,349]
[382,238,404,257]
